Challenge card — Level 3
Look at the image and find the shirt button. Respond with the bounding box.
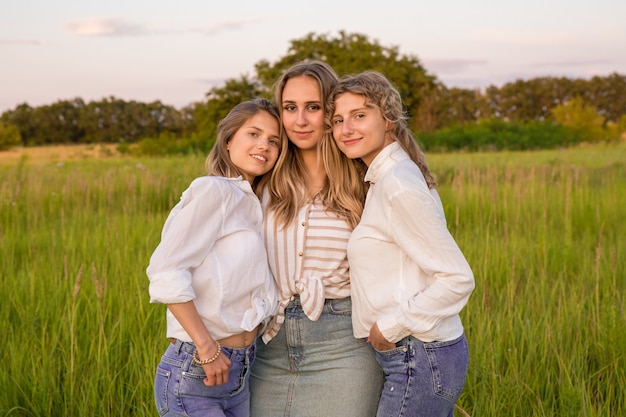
[301,221,307,226]
[298,251,303,257]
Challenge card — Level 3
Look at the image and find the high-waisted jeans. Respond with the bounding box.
[154,339,255,417]
[250,297,384,417]
[374,333,469,417]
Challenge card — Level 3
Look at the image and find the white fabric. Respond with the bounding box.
[147,176,278,341]
[348,142,475,343]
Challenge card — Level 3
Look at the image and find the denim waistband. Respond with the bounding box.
[169,338,255,360]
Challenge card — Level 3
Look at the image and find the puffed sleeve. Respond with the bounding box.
[147,177,226,304]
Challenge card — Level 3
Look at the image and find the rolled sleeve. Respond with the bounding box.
[148,269,195,304]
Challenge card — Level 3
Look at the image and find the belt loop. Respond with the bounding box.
[171,338,183,355]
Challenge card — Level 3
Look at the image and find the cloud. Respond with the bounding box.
[423,58,488,74]
[530,59,615,68]
[65,18,149,36]
[190,17,265,36]
[0,38,44,45]
[64,16,265,38]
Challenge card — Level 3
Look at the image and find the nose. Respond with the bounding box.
[341,119,353,135]
[295,110,307,126]
[257,137,269,150]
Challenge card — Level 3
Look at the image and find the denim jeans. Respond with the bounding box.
[154,339,255,417]
[374,334,468,417]
[250,297,384,417]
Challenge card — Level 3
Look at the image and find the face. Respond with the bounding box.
[332,92,392,166]
[227,111,281,182]
[281,76,325,151]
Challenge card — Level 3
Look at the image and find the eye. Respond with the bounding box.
[283,104,296,112]
[249,131,259,137]
[355,113,365,119]
[307,104,321,111]
[269,137,280,146]
[333,117,343,125]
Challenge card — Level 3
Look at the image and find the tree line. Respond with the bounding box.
[1,32,625,152]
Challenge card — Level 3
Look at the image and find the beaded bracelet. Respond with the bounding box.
[192,341,222,365]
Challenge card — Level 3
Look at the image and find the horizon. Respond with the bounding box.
[2,0,625,112]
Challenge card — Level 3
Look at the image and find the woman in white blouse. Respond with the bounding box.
[328,71,475,417]
[147,99,283,417]
[249,61,384,417]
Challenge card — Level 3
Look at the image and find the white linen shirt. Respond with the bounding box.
[147,176,278,342]
[348,142,475,343]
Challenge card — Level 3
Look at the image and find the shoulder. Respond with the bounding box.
[379,159,428,195]
[186,176,241,198]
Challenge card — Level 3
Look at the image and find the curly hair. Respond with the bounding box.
[326,71,435,188]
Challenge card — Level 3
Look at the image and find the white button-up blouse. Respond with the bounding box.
[348,142,475,343]
[147,176,278,342]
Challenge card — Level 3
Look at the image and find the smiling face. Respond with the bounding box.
[331,92,392,166]
[227,111,281,182]
[280,75,325,151]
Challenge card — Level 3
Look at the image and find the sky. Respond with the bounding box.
[1,0,625,113]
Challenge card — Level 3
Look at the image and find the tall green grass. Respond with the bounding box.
[1,143,624,416]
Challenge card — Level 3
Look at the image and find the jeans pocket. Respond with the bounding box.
[423,334,469,401]
[154,366,171,416]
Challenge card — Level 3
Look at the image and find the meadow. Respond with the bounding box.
[1,142,624,416]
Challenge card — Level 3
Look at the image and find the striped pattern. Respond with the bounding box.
[261,198,352,342]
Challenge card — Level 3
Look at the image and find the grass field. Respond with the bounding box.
[1,143,624,416]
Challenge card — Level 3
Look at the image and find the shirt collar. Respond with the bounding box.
[225,175,254,193]
[364,142,409,184]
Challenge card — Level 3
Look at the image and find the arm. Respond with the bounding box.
[167,302,231,386]
[375,186,475,343]
[147,179,231,385]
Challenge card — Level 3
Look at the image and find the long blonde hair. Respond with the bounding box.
[326,71,436,188]
[266,60,367,228]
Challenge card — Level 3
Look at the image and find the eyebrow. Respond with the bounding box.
[333,106,369,117]
[282,100,321,105]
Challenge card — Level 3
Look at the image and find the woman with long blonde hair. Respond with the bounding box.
[250,61,383,417]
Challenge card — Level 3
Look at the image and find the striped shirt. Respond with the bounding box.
[261,195,352,343]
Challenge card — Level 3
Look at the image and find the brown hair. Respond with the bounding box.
[205,98,283,193]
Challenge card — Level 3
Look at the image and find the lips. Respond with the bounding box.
[342,138,361,146]
[293,131,313,139]
[250,154,268,162]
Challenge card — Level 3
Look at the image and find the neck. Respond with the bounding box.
[298,149,326,198]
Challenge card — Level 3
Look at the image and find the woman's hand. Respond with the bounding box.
[200,352,231,386]
[368,323,395,351]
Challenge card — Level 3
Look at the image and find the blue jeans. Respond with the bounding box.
[374,334,469,417]
[250,297,383,417]
[154,339,255,417]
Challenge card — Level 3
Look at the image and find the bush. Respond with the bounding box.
[0,122,22,151]
[417,119,584,152]
[126,132,215,157]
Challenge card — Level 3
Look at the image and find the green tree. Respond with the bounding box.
[551,97,606,142]
[0,122,22,150]
[193,32,437,136]
[253,31,437,131]
[191,75,265,151]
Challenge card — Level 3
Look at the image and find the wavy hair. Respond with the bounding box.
[205,98,283,194]
[266,60,367,229]
[326,71,436,188]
